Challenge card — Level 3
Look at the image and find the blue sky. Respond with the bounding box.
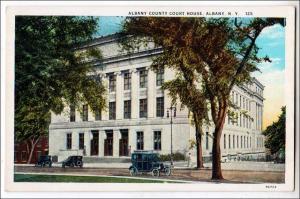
[96,17,285,129]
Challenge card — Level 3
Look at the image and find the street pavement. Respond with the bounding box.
[17,161,285,172]
[14,164,285,183]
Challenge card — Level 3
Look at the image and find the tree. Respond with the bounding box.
[263,106,286,157]
[15,16,107,163]
[121,17,285,179]
[194,18,285,180]
[121,17,210,168]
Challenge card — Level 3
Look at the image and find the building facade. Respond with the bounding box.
[49,34,265,162]
[14,136,49,164]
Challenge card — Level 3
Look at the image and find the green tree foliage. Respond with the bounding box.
[263,106,286,155]
[15,16,106,163]
[120,17,284,179]
[121,18,210,168]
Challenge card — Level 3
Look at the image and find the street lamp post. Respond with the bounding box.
[167,106,176,166]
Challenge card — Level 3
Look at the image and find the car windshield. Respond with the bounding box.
[39,156,49,160]
[152,154,159,162]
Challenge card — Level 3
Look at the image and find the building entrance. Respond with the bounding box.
[119,129,129,156]
[90,131,99,156]
[104,131,113,156]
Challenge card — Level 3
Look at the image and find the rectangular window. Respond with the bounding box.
[70,105,75,122]
[238,96,241,108]
[124,71,131,90]
[156,69,164,86]
[82,104,88,121]
[156,97,164,117]
[124,100,131,119]
[250,137,252,148]
[241,136,243,148]
[237,135,239,148]
[236,94,238,105]
[95,109,101,121]
[153,131,161,150]
[233,135,235,149]
[109,74,116,92]
[247,137,249,148]
[206,132,209,150]
[66,133,72,149]
[37,151,42,159]
[224,134,226,149]
[137,131,144,150]
[79,133,84,150]
[21,151,27,162]
[139,99,147,118]
[240,113,242,127]
[109,102,116,120]
[139,69,148,88]
[244,136,246,148]
[229,134,231,149]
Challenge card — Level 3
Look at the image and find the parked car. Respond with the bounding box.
[62,156,83,168]
[35,155,52,167]
[129,150,171,177]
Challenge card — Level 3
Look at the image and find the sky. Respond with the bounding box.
[96,17,285,130]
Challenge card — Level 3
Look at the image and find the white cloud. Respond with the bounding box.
[259,24,285,39]
[255,57,282,73]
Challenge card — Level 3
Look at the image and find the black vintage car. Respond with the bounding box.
[129,150,171,177]
[62,156,83,168]
[35,155,52,167]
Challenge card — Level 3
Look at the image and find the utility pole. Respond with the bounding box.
[167,106,176,166]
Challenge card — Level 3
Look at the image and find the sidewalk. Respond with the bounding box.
[16,161,285,172]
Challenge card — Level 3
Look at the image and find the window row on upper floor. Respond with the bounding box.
[69,97,165,122]
[108,68,164,92]
[230,90,251,112]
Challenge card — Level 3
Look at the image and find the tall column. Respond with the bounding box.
[128,129,136,153]
[147,67,155,118]
[101,74,109,120]
[116,71,123,120]
[99,130,106,157]
[113,130,121,157]
[84,131,91,156]
[261,105,263,131]
[164,67,175,115]
[131,68,139,119]
[72,131,81,155]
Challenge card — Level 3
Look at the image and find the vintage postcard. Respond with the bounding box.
[1,1,299,198]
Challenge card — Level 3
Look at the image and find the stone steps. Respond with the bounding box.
[83,157,131,163]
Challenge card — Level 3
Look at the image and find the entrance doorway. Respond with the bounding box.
[90,130,99,156]
[119,129,129,156]
[104,131,113,156]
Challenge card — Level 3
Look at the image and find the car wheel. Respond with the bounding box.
[152,169,160,177]
[70,162,75,167]
[164,167,171,176]
[129,167,137,176]
[76,161,82,167]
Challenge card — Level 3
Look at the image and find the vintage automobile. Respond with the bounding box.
[62,156,83,168]
[35,155,52,167]
[129,150,171,177]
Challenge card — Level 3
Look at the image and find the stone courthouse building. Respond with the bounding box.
[49,34,265,162]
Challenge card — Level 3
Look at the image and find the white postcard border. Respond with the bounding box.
[1,2,298,196]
